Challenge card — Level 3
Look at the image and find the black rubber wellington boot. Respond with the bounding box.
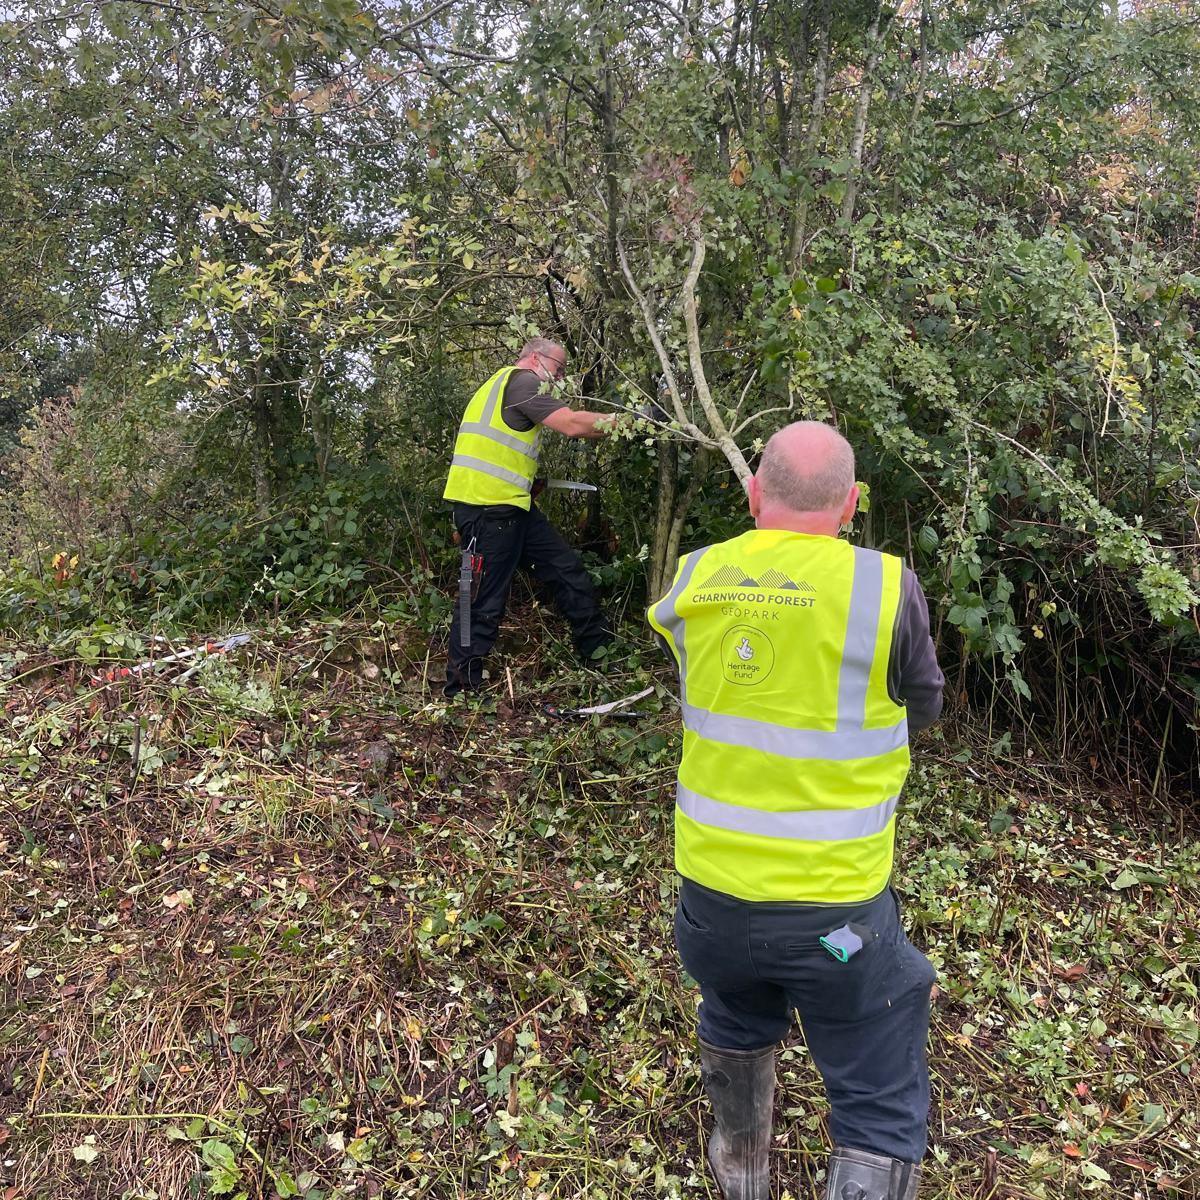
[699,1038,775,1200]
[823,1146,921,1200]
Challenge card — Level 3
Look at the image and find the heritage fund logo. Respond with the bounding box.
[692,563,817,620]
[721,625,775,685]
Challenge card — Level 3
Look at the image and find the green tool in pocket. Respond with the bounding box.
[819,922,875,962]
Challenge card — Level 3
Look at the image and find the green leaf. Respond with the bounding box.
[273,1169,300,1197]
[1111,868,1140,890]
[202,1138,238,1170]
[1142,1102,1167,1129]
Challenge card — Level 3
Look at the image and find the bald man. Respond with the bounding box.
[649,422,943,1200]
[442,339,616,695]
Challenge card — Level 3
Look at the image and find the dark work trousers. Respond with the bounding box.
[675,878,936,1163]
[447,502,611,690]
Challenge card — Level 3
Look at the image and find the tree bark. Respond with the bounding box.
[664,447,710,581]
[650,438,678,598]
[679,239,753,489]
[790,0,830,267]
[840,4,888,225]
[599,51,620,296]
[618,235,752,488]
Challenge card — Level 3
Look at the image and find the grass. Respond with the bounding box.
[1,609,1198,1200]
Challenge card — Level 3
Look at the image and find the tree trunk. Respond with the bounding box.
[649,444,711,598]
[841,5,888,225]
[791,0,831,267]
[599,52,619,296]
[251,366,272,517]
[663,448,710,578]
[649,438,679,598]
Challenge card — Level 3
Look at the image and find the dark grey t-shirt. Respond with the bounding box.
[888,568,944,731]
[501,368,568,431]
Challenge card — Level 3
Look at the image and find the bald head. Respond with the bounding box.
[515,337,567,383]
[755,421,856,519]
[519,337,564,360]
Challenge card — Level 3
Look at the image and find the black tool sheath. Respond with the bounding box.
[458,549,475,648]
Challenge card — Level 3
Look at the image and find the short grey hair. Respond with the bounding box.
[520,337,565,360]
[756,421,855,512]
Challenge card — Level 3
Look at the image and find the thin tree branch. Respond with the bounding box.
[679,237,752,488]
[384,0,460,42]
[615,236,712,447]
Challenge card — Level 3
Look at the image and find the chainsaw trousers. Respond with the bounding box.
[446,502,610,690]
[675,878,936,1164]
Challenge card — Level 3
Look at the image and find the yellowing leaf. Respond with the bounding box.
[72,1140,101,1165]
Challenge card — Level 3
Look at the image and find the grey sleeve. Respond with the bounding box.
[888,568,944,732]
[501,369,567,431]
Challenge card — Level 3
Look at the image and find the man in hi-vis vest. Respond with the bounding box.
[442,338,614,696]
[649,422,943,1200]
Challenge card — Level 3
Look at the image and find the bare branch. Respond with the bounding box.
[615,235,713,447]
[730,367,758,420]
[732,401,794,439]
[384,0,460,41]
[679,238,753,488]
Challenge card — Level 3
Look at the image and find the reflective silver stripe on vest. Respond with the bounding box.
[666,543,903,759]
[457,369,542,463]
[450,453,532,491]
[479,369,508,423]
[458,421,538,459]
[837,547,883,730]
[682,702,907,760]
[652,549,706,701]
[677,783,898,842]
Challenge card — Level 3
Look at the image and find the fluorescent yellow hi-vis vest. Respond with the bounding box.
[647,528,910,903]
[443,367,542,510]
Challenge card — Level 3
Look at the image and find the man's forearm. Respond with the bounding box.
[541,407,613,439]
[573,410,613,439]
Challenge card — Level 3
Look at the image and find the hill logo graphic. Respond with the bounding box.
[698,564,815,593]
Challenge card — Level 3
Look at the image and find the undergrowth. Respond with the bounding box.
[1,607,1197,1199]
